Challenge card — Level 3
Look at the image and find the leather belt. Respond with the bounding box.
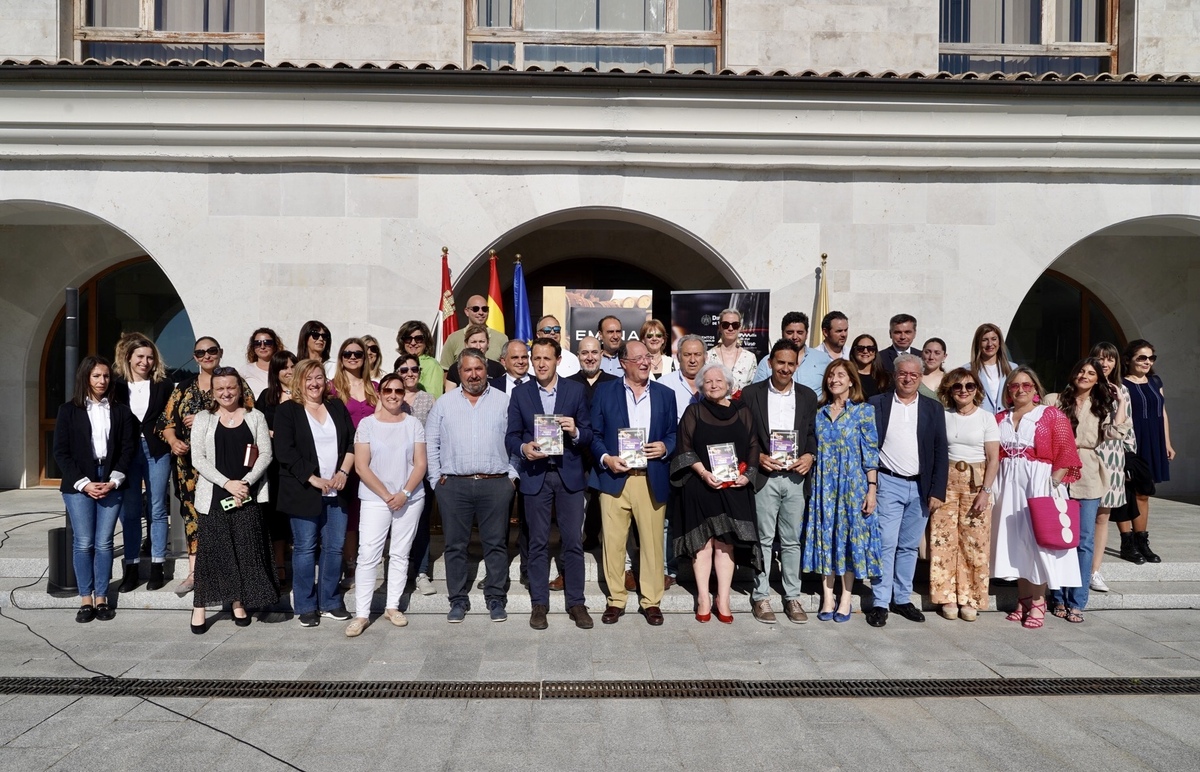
[625,469,648,477]
[879,467,920,482]
[446,473,508,480]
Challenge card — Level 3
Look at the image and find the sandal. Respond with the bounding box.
[1022,600,1046,629]
[1066,608,1084,624]
[1051,605,1068,619]
[1006,596,1031,623]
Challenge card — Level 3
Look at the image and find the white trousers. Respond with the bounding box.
[355,498,424,618]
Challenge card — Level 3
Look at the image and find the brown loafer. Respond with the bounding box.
[623,570,636,591]
[751,599,777,625]
[663,574,676,590]
[641,606,664,626]
[530,604,549,630]
[568,605,594,629]
[784,599,809,624]
[548,574,565,591]
[601,605,625,625]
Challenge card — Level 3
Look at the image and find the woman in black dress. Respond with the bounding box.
[257,350,298,584]
[851,334,890,400]
[671,361,760,624]
[188,367,277,633]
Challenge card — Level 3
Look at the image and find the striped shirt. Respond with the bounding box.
[425,386,517,482]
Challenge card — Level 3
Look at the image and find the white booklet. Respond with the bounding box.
[534,414,564,456]
[617,428,648,469]
[769,430,798,466]
[708,442,739,483]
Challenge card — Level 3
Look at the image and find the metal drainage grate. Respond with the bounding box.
[0,677,1197,700]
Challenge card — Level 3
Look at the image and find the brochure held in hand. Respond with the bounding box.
[618,428,648,469]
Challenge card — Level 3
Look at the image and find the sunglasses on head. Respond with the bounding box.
[342,350,364,360]
[252,338,275,348]
[396,366,420,375]
[380,386,404,395]
[467,305,488,313]
[194,346,220,358]
[1134,354,1158,363]
[950,382,978,393]
[719,321,741,330]
[538,326,561,334]
[309,331,330,341]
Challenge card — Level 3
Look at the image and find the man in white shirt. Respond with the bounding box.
[658,334,706,422]
[490,340,530,393]
[535,315,580,378]
[817,311,851,361]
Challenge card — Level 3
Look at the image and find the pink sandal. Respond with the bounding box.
[1006,596,1031,623]
[1023,600,1046,629]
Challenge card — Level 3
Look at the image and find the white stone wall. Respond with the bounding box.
[0,0,60,60]
[725,0,939,73]
[265,0,464,66]
[1132,0,1200,74]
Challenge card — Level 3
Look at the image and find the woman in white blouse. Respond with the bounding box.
[707,308,758,391]
[965,323,1017,414]
[931,368,999,621]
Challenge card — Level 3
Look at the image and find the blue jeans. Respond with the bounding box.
[871,473,928,608]
[289,499,348,614]
[63,485,122,598]
[121,438,171,563]
[1050,498,1100,611]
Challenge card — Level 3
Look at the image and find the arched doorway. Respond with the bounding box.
[453,208,741,337]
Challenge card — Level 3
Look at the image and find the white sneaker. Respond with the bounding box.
[1090,571,1110,593]
[415,574,436,596]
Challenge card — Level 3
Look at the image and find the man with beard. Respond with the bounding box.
[426,348,518,624]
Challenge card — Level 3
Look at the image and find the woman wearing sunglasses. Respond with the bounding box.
[330,338,380,590]
[361,335,384,381]
[395,320,443,398]
[706,309,757,391]
[239,328,282,397]
[931,368,999,621]
[990,366,1082,630]
[394,352,438,595]
[296,320,335,378]
[158,337,255,595]
[850,334,890,400]
[1119,339,1175,564]
[640,319,675,381]
[345,373,428,636]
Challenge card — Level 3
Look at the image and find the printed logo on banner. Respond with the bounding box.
[671,290,771,362]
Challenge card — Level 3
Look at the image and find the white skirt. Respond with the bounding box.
[990,457,1081,590]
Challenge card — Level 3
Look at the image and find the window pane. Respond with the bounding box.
[939,53,1109,74]
[525,44,664,72]
[87,0,139,28]
[155,0,264,33]
[599,0,664,33]
[673,46,716,72]
[526,0,597,31]
[940,0,1041,45]
[471,42,516,68]
[83,41,264,62]
[1007,273,1082,392]
[476,0,512,27]
[678,0,714,31]
[1056,0,1107,43]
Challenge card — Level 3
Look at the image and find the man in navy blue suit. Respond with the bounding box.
[489,340,530,393]
[590,339,678,626]
[866,353,949,628]
[506,338,595,631]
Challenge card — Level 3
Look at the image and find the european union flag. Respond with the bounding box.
[513,258,533,345]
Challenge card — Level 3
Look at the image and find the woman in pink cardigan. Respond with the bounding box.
[990,366,1082,630]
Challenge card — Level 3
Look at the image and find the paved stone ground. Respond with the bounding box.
[2,490,1200,770]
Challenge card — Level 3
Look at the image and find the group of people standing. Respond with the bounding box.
[52,299,1173,635]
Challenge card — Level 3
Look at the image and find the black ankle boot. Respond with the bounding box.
[1119,532,1146,565]
[117,563,140,593]
[146,562,165,591]
[1134,531,1161,564]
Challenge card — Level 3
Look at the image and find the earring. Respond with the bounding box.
[1032,394,1041,404]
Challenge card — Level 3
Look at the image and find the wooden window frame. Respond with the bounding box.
[465,0,723,71]
[939,0,1118,73]
[73,0,265,58]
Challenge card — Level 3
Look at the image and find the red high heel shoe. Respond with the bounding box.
[715,604,733,625]
[696,592,712,623]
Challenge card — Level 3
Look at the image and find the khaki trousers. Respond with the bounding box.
[600,475,665,609]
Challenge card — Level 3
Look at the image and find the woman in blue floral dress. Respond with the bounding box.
[803,359,881,623]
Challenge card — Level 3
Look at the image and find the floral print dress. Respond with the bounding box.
[803,401,881,577]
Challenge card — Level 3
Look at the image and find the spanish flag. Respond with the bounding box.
[486,251,506,336]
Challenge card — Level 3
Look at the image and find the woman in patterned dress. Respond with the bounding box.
[803,359,880,624]
[706,309,758,391]
[1118,339,1175,564]
[157,337,255,596]
[1088,342,1135,590]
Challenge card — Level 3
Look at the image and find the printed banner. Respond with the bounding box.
[670,290,771,362]
[559,289,654,346]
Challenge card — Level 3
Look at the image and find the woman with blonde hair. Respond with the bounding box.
[330,337,379,590]
[640,318,675,381]
[706,309,758,391]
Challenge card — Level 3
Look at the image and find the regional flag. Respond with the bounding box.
[439,247,458,345]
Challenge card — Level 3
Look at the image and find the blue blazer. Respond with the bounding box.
[505,377,593,495]
[589,379,678,504]
[867,391,949,502]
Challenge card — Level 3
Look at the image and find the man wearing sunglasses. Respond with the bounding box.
[535,315,580,377]
[865,354,949,628]
[437,294,508,370]
[750,311,831,395]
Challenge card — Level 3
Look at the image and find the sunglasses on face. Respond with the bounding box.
[380,386,404,395]
[1134,354,1158,363]
[643,332,664,339]
[342,350,364,360]
[309,331,330,341]
[719,321,741,330]
[951,383,978,393]
[252,339,275,348]
[396,366,420,375]
[194,346,220,358]
[538,326,561,334]
[1008,382,1036,392]
[402,335,425,344]
[466,305,488,313]
[853,345,877,353]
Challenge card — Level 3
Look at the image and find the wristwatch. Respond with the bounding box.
[982,486,993,494]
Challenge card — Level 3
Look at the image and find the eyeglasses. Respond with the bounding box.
[193,346,220,358]
[252,339,275,348]
[622,355,652,364]
[643,332,664,339]
[853,345,877,353]
[895,372,921,381]
[1008,382,1036,393]
[719,321,741,330]
[367,345,380,355]
[466,305,488,313]
[342,350,364,360]
[1134,354,1158,363]
[308,331,330,341]
[396,366,420,375]
[950,383,978,393]
[538,326,561,335]
[380,386,404,395]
